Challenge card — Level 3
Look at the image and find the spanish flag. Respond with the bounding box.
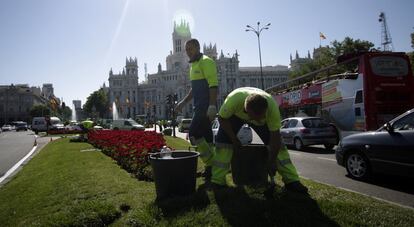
[319,32,326,40]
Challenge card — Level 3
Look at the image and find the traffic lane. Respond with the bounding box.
[289,147,414,208]
[0,131,35,177]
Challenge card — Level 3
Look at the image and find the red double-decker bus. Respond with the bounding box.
[268,52,414,131]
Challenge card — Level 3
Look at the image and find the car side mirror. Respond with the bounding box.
[384,122,394,133]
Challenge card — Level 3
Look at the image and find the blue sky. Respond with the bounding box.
[0,0,413,105]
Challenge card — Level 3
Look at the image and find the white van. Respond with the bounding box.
[31,116,64,134]
[111,119,145,131]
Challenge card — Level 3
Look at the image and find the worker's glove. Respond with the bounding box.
[206,105,217,121]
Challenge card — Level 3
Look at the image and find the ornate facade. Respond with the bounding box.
[108,21,289,120]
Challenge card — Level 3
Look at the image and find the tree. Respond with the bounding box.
[83,88,109,118]
[30,105,50,118]
[58,106,72,122]
[289,37,375,82]
[330,37,375,57]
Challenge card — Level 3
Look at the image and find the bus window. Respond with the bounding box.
[355,90,363,104]
[370,56,409,77]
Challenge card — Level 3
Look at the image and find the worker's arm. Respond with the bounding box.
[207,87,218,121]
[175,88,192,113]
[203,57,218,121]
[218,116,241,147]
[209,87,217,107]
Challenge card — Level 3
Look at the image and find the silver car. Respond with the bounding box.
[280,117,338,151]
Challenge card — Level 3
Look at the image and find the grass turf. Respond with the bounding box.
[0,137,413,226]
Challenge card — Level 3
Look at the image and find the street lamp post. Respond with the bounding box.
[246,22,271,90]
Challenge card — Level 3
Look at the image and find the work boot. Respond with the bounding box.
[202,166,212,183]
[283,181,308,194]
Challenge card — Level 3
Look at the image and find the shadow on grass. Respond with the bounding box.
[153,183,211,217]
[213,186,339,227]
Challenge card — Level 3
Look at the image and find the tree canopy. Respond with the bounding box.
[83,88,109,118]
[30,105,51,118]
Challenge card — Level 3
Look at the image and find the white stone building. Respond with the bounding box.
[108,21,289,120]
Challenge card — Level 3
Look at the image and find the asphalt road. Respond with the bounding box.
[0,130,36,177]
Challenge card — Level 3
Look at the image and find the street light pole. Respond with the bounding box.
[246,22,271,90]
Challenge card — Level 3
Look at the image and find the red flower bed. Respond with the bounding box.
[88,130,166,180]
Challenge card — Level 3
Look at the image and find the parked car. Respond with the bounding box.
[178,119,192,132]
[336,108,414,180]
[111,119,145,131]
[1,124,12,131]
[211,118,253,145]
[65,122,83,131]
[280,117,338,151]
[15,122,28,131]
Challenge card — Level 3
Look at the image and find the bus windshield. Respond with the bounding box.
[370,56,409,77]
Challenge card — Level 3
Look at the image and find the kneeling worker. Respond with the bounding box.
[211,87,308,193]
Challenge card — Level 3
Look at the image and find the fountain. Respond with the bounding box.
[112,102,119,120]
[71,104,77,121]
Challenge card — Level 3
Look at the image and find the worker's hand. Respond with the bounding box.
[206,105,217,121]
[174,101,185,113]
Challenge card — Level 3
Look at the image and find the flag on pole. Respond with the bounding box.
[319,32,326,40]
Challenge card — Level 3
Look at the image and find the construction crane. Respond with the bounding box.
[378,12,394,51]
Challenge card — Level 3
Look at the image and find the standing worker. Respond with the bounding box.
[175,38,218,181]
[211,87,308,193]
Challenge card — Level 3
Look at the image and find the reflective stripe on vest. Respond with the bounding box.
[279,159,292,166]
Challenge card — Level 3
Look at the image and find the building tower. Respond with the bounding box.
[125,57,138,76]
[203,43,218,60]
[167,20,192,71]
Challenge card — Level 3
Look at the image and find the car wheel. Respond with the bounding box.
[294,138,303,150]
[324,144,334,151]
[345,152,371,180]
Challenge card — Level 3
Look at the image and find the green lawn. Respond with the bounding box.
[0,137,413,226]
